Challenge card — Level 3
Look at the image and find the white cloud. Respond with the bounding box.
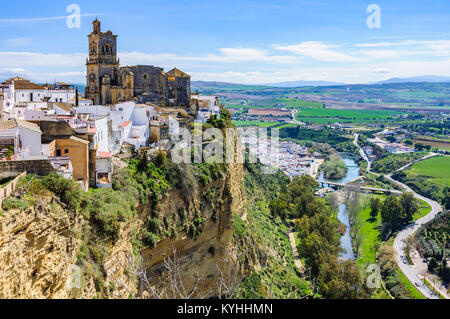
[120,47,297,65]
[359,49,418,59]
[4,37,35,47]
[0,67,84,83]
[275,41,364,62]
[354,40,424,48]
[1,38,449,84]
[372,68,391,74]
[355,40,450,57]
[0,52,84,67]
[0,14,101,24]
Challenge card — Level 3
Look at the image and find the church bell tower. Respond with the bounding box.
[85,19,120,105]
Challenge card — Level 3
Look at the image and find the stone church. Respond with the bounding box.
[85,19,191,106]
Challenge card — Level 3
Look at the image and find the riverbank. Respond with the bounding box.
[319,153,361,261]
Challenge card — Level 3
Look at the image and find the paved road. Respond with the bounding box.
[386,174,442,299]
[353,134,443,299]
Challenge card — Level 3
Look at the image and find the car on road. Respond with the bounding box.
[415,282,421,287]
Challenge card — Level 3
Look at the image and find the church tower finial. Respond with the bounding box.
[93,19,101,34]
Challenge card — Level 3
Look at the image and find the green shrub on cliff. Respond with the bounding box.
[1,197,29,211]
[41,173,86,212]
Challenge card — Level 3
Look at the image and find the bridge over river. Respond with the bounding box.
[318,180,403,196]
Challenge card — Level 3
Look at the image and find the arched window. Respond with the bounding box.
[102,44,111,54]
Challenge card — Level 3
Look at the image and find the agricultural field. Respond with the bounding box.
[295,108,406,124]
[393,156,450,204]
[193,81,450,110]
[414,136,450,150]
[414,211,450,287]
[231,120,281,128]
[245,98,323,109]
[355,195,431,269]
[406,156,450,187]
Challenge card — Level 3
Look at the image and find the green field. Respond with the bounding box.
[247,98,324,109]
[355,195,430,267]
[414,199,432,221]
[406,156,450,187]
[355,195,383,268]
[232,120,281,127]
[296,108,406,124]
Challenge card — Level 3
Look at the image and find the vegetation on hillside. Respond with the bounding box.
[371,152,427,174]
[269,175,370,298]
[415,211,450,285]
[235,161,313,298]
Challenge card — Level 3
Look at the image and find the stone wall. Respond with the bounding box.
[0,172,26,207]
[0,159,55,179]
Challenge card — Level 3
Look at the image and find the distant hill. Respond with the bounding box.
[193,76,450,90]
[262,80,343,87]
[192,81,271,89]
[377,76,450,84]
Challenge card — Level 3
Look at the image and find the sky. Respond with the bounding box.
[0,0,449,84]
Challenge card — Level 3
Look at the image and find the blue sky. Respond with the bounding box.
[0,0,449,84]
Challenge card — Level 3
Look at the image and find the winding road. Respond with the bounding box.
[353,134,443,299]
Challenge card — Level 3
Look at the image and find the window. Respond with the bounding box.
[64,149,69,154]
[56,149,62,156]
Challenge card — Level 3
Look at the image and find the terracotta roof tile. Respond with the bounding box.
[97,151,111,158]
[121,120,131,128]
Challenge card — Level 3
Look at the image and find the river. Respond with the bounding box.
[319,153,360,260]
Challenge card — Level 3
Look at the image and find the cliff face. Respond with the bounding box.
[105,160,247,298]
[0,159,246,299]
[0,199,95,298]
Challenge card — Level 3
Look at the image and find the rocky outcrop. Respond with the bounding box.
[0,199,95,298]
[138,161,247,298]
[0,156,246,299]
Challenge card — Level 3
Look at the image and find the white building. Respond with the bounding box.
[96,151,113,188]
[53,102,73,116]
[74,102,151,153]
[68,95,93,107]
[0,119,42,159]
[192,95,221,123]
[0,77,76,107]
[42,82,76,103]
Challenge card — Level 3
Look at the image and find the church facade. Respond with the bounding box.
[85,19,190,106]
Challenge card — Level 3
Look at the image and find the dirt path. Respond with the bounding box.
[288,223,304,274]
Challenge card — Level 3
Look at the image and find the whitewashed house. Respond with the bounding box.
[42,82,76,103]
[69,96,93,107]
[192,95,221,123]
[53,102,73,116]
[0,77,76,107]
[0,119,42,159]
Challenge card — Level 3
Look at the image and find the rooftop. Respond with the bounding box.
[0,119,42,133]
